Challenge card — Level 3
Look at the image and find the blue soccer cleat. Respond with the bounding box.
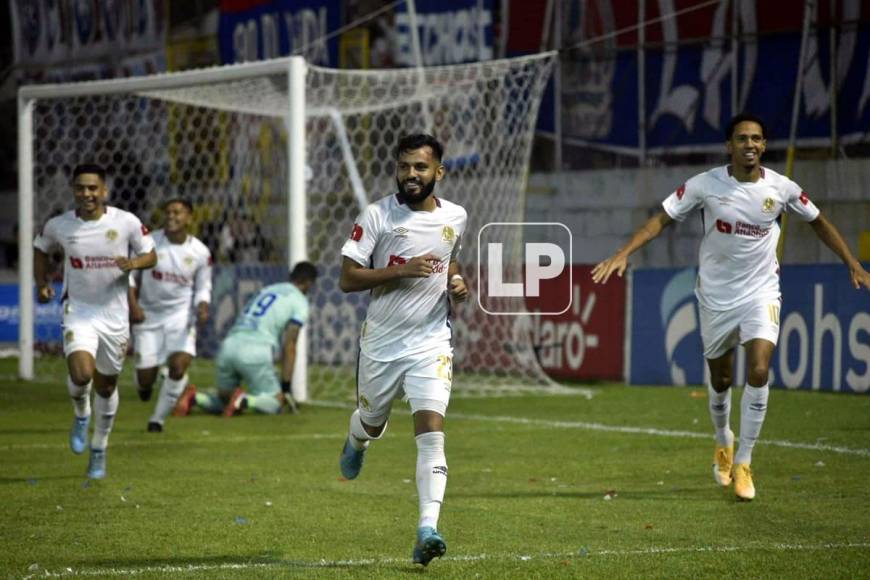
[87,447,107,480]
[69,415,90,455]
[412,526,447,567]
[339,437,366,480]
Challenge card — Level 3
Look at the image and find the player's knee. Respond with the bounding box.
[747,365,769,387]
[136,371,155,388]
[93,378,117,398]
[711,373,732,392]
[68,369,92,386]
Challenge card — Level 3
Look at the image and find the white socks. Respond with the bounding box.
[91,389,119,450]
[150,374,187,424]
[735,384,769,465]
[348,409,386,451]
[67,376,92,419]
[707,383,734,447]
[416,431,447,530]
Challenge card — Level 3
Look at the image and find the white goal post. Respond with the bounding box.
[18,52,580,401]
[18,57,309,398]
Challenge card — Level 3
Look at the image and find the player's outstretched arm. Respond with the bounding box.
[339,254,437,293]
[115,249,158,273]
[34,249,55,303]
[808,213,870,291]
[591,211,674,285]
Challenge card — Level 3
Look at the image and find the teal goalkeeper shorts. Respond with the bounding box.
[215,333,280,396]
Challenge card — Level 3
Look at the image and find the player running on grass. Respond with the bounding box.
[173,262,318,417]
[592,113,870,501]
[34,163,157,479]
[338,134,469,566]
[128,198,212,433]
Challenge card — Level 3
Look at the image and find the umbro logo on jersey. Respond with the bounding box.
[392,227,409,236]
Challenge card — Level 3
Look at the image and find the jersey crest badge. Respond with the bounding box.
[184,256,195,268]
[761,197,776,213]
[106,229,118,241]
[441,226,455,242]
[64,329,74,343]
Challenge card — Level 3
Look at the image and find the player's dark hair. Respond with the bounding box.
[290,261,319,283]
[726,113,767,140]
[72,163,106,182]
[163,198,194,213]
[396,134,444,162]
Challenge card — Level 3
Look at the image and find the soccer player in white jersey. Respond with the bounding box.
[34,163,157,479]
[592,114,870,501]
[129,198,212,433]
[338,134,469,566]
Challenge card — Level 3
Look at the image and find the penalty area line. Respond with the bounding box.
[448,412,870,458]
[34,542,870,576]
[309,401,870,457]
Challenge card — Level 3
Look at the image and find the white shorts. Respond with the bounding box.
[62,311,130,376]
[699,298,781,359]
[132,319,197,369]
[356,348,454,426]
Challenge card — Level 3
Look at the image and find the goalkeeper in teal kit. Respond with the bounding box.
[174,262,318,416]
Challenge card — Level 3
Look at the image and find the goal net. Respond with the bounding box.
[20,53,586,400]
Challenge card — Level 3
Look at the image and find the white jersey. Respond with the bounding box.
[342,194,468,361]
[132,229,212,327]
[34,206,155,323]
[662,165,820,311]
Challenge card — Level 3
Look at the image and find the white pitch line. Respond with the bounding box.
[447,412,870,457]
[4,407,868,458]
[30,542,870,577]
[310,401,870,458]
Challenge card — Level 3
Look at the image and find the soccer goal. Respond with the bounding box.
[18,53,585,401]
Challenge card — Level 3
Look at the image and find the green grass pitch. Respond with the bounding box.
[1,357,868,579]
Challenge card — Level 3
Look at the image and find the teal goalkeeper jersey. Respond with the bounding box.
[228,282,309,349]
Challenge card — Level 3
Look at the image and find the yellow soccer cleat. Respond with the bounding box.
[733,463,756,501]
[712,444,734,486]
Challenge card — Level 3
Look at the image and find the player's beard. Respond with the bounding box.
[397,177,436,205]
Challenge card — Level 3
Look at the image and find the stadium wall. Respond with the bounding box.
[527,159,870,267]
